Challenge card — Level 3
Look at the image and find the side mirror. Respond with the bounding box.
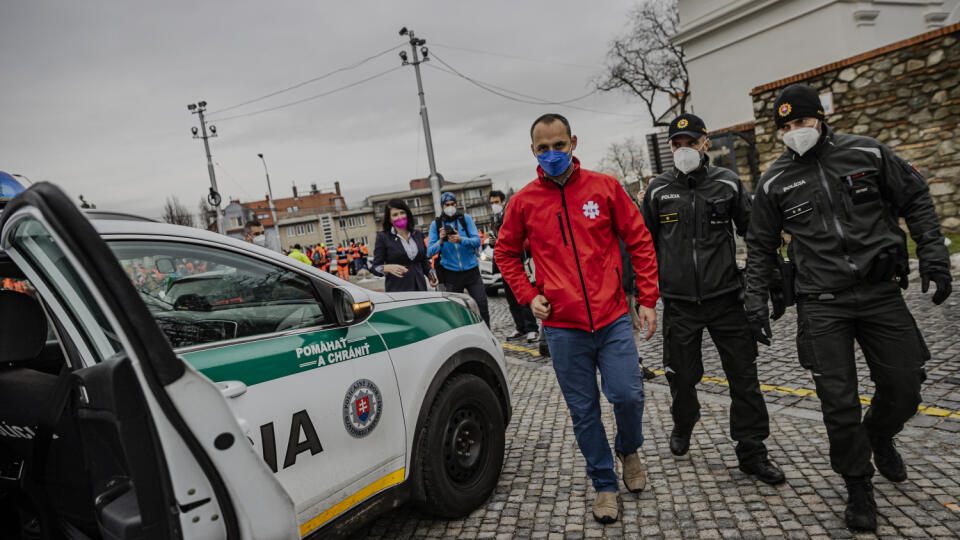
[332,288,372,325]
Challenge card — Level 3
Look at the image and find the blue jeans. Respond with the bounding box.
[544,313,645,492]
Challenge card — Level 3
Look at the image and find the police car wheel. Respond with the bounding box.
[416,373,505,518]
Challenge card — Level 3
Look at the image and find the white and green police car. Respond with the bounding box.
[0,183,510,539]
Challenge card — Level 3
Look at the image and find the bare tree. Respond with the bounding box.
[596,0,689,126]
[162,196,195,227]
[598,137,647,184]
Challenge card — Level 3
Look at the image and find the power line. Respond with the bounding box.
[212,65,404,122]
[207,43,405,117]
[214,160,253,199]
[431,42,597,69]
[431,54,596,105]
[426,53,642,118]
[429,53,597,105]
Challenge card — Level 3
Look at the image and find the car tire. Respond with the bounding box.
[415,373,505,518]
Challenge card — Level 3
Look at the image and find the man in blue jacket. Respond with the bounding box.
[428,192,490,325]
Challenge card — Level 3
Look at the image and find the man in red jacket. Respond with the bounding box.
[495,113,659,524]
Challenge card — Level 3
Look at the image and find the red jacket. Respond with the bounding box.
[495,159,659,331]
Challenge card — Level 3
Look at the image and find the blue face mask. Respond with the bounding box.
[537,150,572,177]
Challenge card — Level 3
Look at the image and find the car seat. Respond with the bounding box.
[0,290,97,537]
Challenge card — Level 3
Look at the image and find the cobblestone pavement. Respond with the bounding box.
[489,283,960,432]
[352,287,960,538]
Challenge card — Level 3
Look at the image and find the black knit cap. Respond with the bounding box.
[773,84,825,128]
[668,113,708,140]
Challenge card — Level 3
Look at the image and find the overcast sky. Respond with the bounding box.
[0,0,655,220]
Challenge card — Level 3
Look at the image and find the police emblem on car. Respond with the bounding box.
[343,379,383,438]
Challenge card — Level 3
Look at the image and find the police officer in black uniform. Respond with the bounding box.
[744,84,952,532]
[642,114,784,485]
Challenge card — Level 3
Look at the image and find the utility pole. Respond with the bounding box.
[187,101,223,235]
[257,153,281,251]
[399,27,443,215]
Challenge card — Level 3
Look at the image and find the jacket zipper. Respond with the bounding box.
[815,160,858,277]
[556,213,568,245]
[690,182,702,303]
[559,186,595,332]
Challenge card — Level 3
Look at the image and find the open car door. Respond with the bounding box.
[0,183,297,539]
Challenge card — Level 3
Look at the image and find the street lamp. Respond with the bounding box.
[257,153,281,251]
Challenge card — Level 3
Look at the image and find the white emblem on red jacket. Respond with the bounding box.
[582,200,600,219]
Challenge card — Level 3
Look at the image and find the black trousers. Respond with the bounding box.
[662,292,769,464]
[441,266,490,326]
[503,280,538,333]
[796,280,928,479]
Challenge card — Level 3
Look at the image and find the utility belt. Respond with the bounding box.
[776,244,907,306]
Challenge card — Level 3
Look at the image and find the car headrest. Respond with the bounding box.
[0,289,48,367]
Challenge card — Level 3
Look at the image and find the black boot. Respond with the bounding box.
[843,477,877,532]
[669,422,695,456]
[739,458,786,485]
[869,434,907,482]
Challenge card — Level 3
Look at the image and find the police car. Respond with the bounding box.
[0,182,511,539]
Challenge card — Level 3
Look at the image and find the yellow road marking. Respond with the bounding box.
[299,468,405,537]
[500,341,960,420]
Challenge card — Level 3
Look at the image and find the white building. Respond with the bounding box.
[673,0,960,130]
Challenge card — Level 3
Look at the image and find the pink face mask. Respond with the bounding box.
[393,217,408,230]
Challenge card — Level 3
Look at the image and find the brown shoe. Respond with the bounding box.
[617,451,647,492]
[592,491,619,524]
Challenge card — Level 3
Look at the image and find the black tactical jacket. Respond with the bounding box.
[744,125,950,318]
[642,158,751,302]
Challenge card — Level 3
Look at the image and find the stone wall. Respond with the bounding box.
[749,22,960,231]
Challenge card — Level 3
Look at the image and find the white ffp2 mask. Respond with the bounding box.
[782,124,820,156]
[673,146,703,175]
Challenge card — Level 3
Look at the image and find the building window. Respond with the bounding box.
[406,198,421,208]
[287,206,299,213]
[338,218,346,228]
[230,217,243,228]
[466,188,481,200]
[305,223,316,234]
[258,213,270,220]
[296,224,305,236]
[287,226,296,237]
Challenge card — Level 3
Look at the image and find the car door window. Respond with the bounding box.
[108,240,330,349]
[6,217,123,362]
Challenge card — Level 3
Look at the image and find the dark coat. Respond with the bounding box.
[372,229,432,292]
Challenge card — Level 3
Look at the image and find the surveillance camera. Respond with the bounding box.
[198,100,207,107]
[210,125,217,134]
[421,47,428,56]
[399,51,408,62]
[257,153,263,159]
[399,26,408,36]
[191,127,199,135]
[187,103,197,111]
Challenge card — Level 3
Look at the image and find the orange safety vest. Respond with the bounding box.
[337,248,348,263]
